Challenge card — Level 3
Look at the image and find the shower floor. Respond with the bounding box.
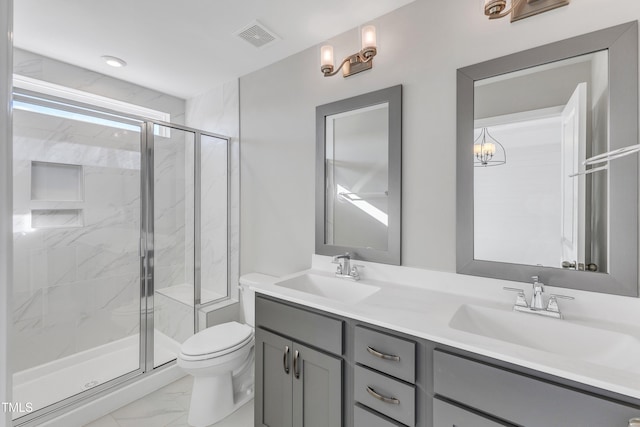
[12,331,180,420]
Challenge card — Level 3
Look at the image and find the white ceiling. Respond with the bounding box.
[14,0,414,99]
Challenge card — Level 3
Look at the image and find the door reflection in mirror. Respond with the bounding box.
[473,51,608,272]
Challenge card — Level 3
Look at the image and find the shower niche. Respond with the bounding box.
[30,161,84,228]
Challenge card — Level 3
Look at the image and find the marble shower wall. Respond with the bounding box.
[12,51,187,372]
[186,80,240,307]
[13,111,143,372]
[200,135,229,303]
[153,127,192,294]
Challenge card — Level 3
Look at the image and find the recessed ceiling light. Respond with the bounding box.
[101,55,127,68]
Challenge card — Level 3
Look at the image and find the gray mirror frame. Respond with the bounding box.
[457,22,639,296]
[316,85,402,265]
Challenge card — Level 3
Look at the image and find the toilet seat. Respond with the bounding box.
[180,321,254,361]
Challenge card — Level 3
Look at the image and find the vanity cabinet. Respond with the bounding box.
[433,350,640,427]
[255,294,640,427]
[255,296,344,427]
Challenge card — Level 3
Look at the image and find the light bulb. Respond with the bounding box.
[320,45,334,68]
[361,25,377,50]
[483,142,496,156]
[102,55,127,68]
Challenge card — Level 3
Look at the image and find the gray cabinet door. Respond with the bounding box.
[256,328,293,427]
[292,342,343,427]
[433,398,513,427]
[434,350,640,427]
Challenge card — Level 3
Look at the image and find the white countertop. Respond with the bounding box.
[250,255,640,401]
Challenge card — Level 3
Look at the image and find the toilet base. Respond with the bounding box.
[187,372,254,427]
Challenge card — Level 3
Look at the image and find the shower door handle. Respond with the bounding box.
[139,237,146,258]
[283,345,290,374]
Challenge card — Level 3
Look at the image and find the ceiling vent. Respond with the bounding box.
[235,20,279,48]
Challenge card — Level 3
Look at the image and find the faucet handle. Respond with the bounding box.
[349,265,364,281]
[549,293,574,300]
[546,294,574,316]
[503,287,528,307]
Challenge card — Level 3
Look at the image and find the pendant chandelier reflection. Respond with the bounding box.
[474,128,507,167]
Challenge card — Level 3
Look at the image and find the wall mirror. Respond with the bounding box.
[457,22,639,296]
[316,85,402,265]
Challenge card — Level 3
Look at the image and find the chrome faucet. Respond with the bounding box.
[332,252,362,281]
[530,276,545,309]
[503,276,574,319]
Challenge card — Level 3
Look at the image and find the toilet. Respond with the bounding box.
[177,273,275,427]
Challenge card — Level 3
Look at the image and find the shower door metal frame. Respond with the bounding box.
[12,90,149,427]
[11,90,231,426]
[143,121,232,355]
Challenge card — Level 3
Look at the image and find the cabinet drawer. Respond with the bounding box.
[434,350,640,427]
[355,325,415,383]
[354,404,405,427]
[256,296,343,355]
[354,364,415,426]
[433,398,513,427]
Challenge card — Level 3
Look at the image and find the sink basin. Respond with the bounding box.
[449,304,640,371]
[274,273,380,303]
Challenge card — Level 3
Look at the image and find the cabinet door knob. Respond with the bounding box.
[293,350,300,379]
[366,386,400,405]
[367,346,401,362]
[283,345,290,375]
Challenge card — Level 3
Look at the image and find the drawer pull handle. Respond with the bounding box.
[367,346,401,362]
[366,386,400,405]
[283,345,290,374]
[293,350,300,379]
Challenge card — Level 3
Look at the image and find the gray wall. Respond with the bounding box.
[1,0,12,424]
[239,0,640,277]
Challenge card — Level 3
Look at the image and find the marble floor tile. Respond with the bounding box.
[84,414,120,427]
[84,376,253,427]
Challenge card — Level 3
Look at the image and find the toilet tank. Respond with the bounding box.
[239,273,277,327]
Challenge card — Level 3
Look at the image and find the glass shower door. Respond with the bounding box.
[150,124,196,367]
[12,97,145,417]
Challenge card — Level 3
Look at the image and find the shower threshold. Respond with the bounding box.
[12,331,180,420]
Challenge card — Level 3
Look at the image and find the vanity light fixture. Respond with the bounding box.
[474,128,507,167]
[321,25,377,78]
[484,0,569,22]
[101,55,127,68]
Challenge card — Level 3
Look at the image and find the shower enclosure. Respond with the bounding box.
[11,89,229,424]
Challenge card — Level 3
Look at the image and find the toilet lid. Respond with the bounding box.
[181,321,253,357]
